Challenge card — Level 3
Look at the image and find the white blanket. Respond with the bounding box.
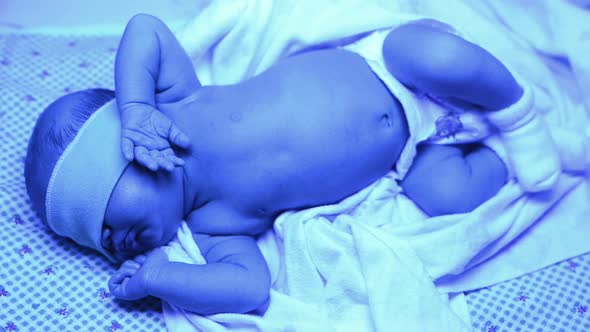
[162,0,590,331]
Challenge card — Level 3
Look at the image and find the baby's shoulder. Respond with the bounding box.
[186,200,272,236]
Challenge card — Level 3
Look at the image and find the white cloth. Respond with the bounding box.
[161,0,590,331]
[177,0,414,86]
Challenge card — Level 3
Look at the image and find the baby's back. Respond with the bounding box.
[163,49,408,223]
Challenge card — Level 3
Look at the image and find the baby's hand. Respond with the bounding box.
[121,104,191,172]
[108,248,169,300]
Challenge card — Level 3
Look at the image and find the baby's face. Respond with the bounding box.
[102,163,185,261]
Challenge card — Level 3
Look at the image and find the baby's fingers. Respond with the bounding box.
[168,123,191,150]
[133,254,148,264]
[121,260,141,271]
[163,148,185,167]
[109,272,128,289]
[109,277,131,299]
[121,138,135,161]
[135,146,158,171]
[152,151,175,172]
[113,265,138,281]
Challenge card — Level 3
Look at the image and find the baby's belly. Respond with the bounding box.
[186,49,407,216]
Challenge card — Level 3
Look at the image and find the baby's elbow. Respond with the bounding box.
[251,283,271,313]
[126,13,167,34]
[250,268,271,312]
[234,276,270,314]
[233,263,271,314]
[128,13,160,26]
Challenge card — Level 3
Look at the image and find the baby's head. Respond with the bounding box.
[25,89,185,262]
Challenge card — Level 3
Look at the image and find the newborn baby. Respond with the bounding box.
[25,14,558,315]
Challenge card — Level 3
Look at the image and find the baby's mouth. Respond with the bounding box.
[124,231,137,251]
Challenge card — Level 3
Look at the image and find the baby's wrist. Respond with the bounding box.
[141,263,168,296]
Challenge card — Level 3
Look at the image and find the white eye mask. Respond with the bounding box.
[46,100,129,262]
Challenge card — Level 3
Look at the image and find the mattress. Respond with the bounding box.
[1,33,589,332]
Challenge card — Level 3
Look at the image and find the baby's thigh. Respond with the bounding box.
[463,143,508,201]
[402,143,507,216]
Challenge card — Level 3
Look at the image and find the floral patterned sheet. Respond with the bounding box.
[0,34,165,332]
[1,33,589,332]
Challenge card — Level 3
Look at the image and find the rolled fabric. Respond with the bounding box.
[551,126,590,172]
[45,100,128,262]
[486,81,562,192]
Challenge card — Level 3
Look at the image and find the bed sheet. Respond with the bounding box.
[466,253,590,332]
[1,33,589,332]
[0,33,165,332]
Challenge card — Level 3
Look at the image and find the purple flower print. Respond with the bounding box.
[39,70,50,79]
[12,215,24,225]
[0,287,9,296]
[517,294,528,302]
[4,322,17,331]
[31,50,41,56]
[63,87,72,94]
[24,95,36,103]
[79,61,90,69]
[99,289,110,300]
[68,41,77,47]
[577,305,587,315]
[56,308,69,316]
[567,261,579,271]
[20,245,32,255]
[487,325,498,332]
[43,267,55,275]
[110,321,122,331]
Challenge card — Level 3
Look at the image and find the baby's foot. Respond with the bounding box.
[487,86,561,192]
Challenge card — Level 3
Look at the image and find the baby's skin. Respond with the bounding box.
[105,15,517,314]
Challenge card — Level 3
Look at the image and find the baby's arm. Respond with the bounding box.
[141,204,270,314]
[145,234,270,314]
[401,144,508,216]
[116,14,200,171]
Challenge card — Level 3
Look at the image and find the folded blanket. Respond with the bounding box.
[162,0,590,331]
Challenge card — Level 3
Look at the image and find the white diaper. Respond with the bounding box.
[342,27,513,181]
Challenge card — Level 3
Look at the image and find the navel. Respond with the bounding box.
[230,112,242,122]
[380,112,393,128]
